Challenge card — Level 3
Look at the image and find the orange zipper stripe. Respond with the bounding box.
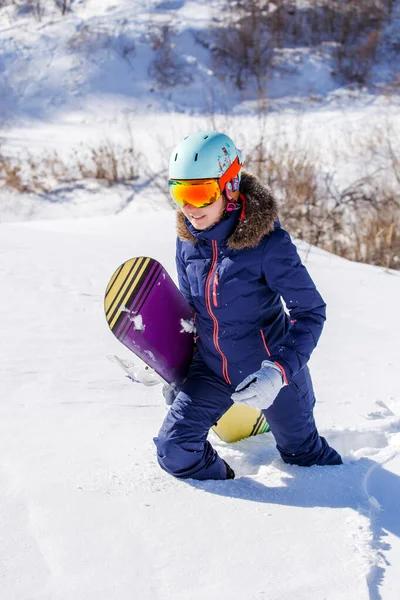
[212,272,219,307]
[260,330,271,356]
[261,332,288,384]
[205,240,231,384]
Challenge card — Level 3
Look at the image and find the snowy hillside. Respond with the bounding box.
[1,0,400,119]
[1,1,400,275]
[1,211,400,600]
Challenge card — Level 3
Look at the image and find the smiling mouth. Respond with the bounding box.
[190,215,205,220]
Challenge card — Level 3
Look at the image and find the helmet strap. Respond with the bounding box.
[225,183,243,213]
[224,184,235,212]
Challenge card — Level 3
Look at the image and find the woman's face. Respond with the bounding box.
[181,195,226,230]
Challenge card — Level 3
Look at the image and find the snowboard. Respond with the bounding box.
[104,256,270,443]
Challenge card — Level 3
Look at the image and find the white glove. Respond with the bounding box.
[231,361,284,410]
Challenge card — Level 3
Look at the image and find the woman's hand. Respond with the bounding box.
[231,361,284,410]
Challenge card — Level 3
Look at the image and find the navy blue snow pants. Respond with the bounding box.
[154,357,342,480]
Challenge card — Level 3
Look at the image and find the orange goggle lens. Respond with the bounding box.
[168,178,221,208]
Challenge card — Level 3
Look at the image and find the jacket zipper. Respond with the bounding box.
[205,240,231,384]
[260,330,271,356]
[212,272,219,307]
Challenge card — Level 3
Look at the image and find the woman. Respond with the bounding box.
[154,131,342,480]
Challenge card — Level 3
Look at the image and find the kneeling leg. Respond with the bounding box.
[265,367,342,467]
[154,368,234,480]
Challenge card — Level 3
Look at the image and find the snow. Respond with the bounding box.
[1,211,399,600]
[180,317,196,334]
[121,309,146,332]
[1,0,400,598]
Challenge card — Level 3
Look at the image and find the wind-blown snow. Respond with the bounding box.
[0,210,399,600]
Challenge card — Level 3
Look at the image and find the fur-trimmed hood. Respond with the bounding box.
[176,171,279,250]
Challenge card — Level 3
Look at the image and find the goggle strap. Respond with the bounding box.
[219,156,242,191]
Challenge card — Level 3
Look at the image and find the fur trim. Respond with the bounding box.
[177,208,196,244]
[176,172,279,249]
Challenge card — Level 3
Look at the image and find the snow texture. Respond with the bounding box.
[1,212,399,600]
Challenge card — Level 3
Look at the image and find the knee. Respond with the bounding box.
[154,436,204,478]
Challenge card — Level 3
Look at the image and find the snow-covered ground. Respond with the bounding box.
[1,1,400,598]
[1,210,399,600]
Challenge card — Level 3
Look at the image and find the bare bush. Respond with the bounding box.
[207,0,392,88]
[148,22,193,88]
[0,0,74,18]
[245,125,400,270]
[334,29,382,84]
[267,0,389,46]
[245,138,336,248]
[17,0,43,21]
[0,138,141,193]
[269,0,389,84]
[0,154,28,191]
[208,0,272,93]
[340,183,399,269]
[57,0,71,15]
[76,140,141,184]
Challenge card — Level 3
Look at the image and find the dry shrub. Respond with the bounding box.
[148,22,193,88]
[76,141,140,184]
[1,1,73,18]
[0,155,28,191]
[246,139,335,248]
[57,0,71,15]
[245,134,400,270]
[0,139,141,193]
[68,22,111,52]
[334,30,381,85]
[265,0,388,46]
[208,0,391,88]
[357,199,399,270]
[331,181,400,269]
[208,0,272,93]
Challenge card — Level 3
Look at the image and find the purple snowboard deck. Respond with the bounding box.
[104,257,194,385]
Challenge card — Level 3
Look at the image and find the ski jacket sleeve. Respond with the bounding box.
[262,228,326,383]
[175,238,195,310]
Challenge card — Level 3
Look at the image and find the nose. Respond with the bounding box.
[183,202,199,211]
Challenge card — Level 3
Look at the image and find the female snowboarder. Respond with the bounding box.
[154,131,342,480]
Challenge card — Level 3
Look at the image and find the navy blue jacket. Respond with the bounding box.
[175,173,326,389]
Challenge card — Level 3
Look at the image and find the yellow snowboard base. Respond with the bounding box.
[212,404,270,443]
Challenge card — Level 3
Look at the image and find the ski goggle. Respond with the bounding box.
[168,155,242,208]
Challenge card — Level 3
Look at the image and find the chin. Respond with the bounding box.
[189,218,209,230]
[194,223,208,230]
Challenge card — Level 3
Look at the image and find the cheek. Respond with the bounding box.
[181,206,190,218]
[213,201,225,220]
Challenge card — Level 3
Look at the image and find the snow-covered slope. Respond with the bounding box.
[1,0,400,122]
[1,211,399,600]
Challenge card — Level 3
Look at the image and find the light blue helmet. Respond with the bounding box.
[169,131,242,183]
